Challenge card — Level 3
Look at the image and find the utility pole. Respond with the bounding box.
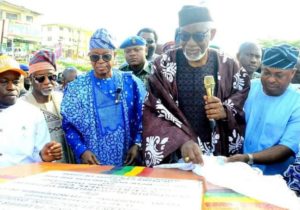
[0,19,5,53]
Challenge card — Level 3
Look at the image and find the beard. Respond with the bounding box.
[183,46,208,61]
[41,88,53,96]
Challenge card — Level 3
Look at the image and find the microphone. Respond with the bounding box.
[204,75,216,131]
[115,87,122,104]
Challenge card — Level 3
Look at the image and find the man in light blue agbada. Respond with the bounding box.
[228,44,300,175]
[61,28,146,166]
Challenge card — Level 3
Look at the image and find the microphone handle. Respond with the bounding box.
[209,119,216,132]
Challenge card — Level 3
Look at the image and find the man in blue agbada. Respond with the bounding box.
[61,28,146,166]
[228,44,300,175]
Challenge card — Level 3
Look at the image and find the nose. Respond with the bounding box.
[6,81,17,91]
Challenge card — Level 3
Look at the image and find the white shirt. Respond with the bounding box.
[0,100,51,168]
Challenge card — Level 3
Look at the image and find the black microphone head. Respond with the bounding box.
[116,87,122,93]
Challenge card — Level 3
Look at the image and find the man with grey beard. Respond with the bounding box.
[142,5,250,167]
[22,50,74,163]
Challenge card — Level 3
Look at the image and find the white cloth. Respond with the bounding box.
[0,100,51,168]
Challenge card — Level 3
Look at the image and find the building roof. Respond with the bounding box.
[2,0,42,15]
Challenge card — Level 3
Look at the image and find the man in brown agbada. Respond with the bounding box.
[142,5,250,167]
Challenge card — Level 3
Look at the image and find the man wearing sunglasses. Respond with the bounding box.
[142,5,250,167]
[61,28,146,166]
[119,35,152,86]
[137,28,159,63]
[22,50,74,163]
[0,54,62,167]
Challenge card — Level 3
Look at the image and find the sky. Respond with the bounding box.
[8,0,300,55]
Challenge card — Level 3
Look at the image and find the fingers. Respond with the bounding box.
[181,141,204,165]
[91,155,100,165]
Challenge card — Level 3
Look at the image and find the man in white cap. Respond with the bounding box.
[0,54,62,167]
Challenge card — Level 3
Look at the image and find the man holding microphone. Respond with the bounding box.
[142,5,250,167]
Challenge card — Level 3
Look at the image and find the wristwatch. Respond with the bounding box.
[247,154,254,165]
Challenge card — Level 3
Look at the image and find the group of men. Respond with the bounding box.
[0,4,300,195]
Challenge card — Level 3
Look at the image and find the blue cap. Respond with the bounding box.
[120,36,146,49]
[19,64,29,72]
[262,44,299,70]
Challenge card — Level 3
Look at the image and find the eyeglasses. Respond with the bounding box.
[179,30,209,42]
[89,54,112,62]
[146,39,155,45]
[33,75,57,83]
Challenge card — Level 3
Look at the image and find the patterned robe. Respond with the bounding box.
[61,69,146,166]
[142,48,250,167]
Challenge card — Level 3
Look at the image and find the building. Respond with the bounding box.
[42,24,92,59]
[0,0,42,60]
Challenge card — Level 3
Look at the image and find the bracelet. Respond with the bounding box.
[247,154,254,165]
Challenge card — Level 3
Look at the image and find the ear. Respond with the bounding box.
[290,70,296,80]
[210,29,217,41]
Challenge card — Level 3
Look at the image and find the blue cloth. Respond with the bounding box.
[120,36,146,49]
[61,69,146,166]
[284,146,300,195]
[89,28,116,50]
[244,79,300,175]
[19,64,29,72]
[262,44,299,69]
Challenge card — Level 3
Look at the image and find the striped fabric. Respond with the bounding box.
[29,50,56,75]
[89,28,116,50]
[262,44,299,70]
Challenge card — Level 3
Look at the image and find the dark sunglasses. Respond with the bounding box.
[179,30,209,42]
[33,75,57,83]
[146,39,155,45]
[89,54,112,62]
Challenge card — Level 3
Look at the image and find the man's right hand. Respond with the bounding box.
[81,150,100,165]
[181,140,204,165]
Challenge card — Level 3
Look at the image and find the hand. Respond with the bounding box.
[40,141,62,162]
[226,154,249,163]
[181,140,204,165]
[124,144,139,166]
[204,96,227,120]
[81,150,100,165]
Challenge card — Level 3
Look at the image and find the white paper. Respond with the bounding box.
[193,155,300,210]
[0,171,203,210]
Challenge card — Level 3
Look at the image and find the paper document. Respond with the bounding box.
[0,171,203,210]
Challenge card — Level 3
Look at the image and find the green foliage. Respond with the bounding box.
[57,60,91,72]
[258,39,300,49]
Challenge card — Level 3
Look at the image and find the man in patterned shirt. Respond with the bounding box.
[142,5,250,167]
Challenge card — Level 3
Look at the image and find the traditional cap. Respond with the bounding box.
[120,36,146,49]
[262,44,299,70]
[179,5,213,27]
[0,54,26,76]
[89,28,116,50]
[29,50,56,75]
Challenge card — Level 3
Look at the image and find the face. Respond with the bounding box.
[237,45,261,75]
[180,22,216,62]
[261,67,295,96]
[89,49,115,79]
[124,46,147,67]
[139,32,156,60]
[0,71,22,107]
[31,69,56,96]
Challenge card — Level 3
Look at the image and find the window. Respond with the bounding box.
[47,37,52,41]
[59,27,63,31]
[48,27,52,31]
[6,13,18,20]
[26,16,33,22]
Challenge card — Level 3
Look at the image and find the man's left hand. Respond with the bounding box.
[40,141,62,162]
[204,96,227,120]
[124,145,139,166]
